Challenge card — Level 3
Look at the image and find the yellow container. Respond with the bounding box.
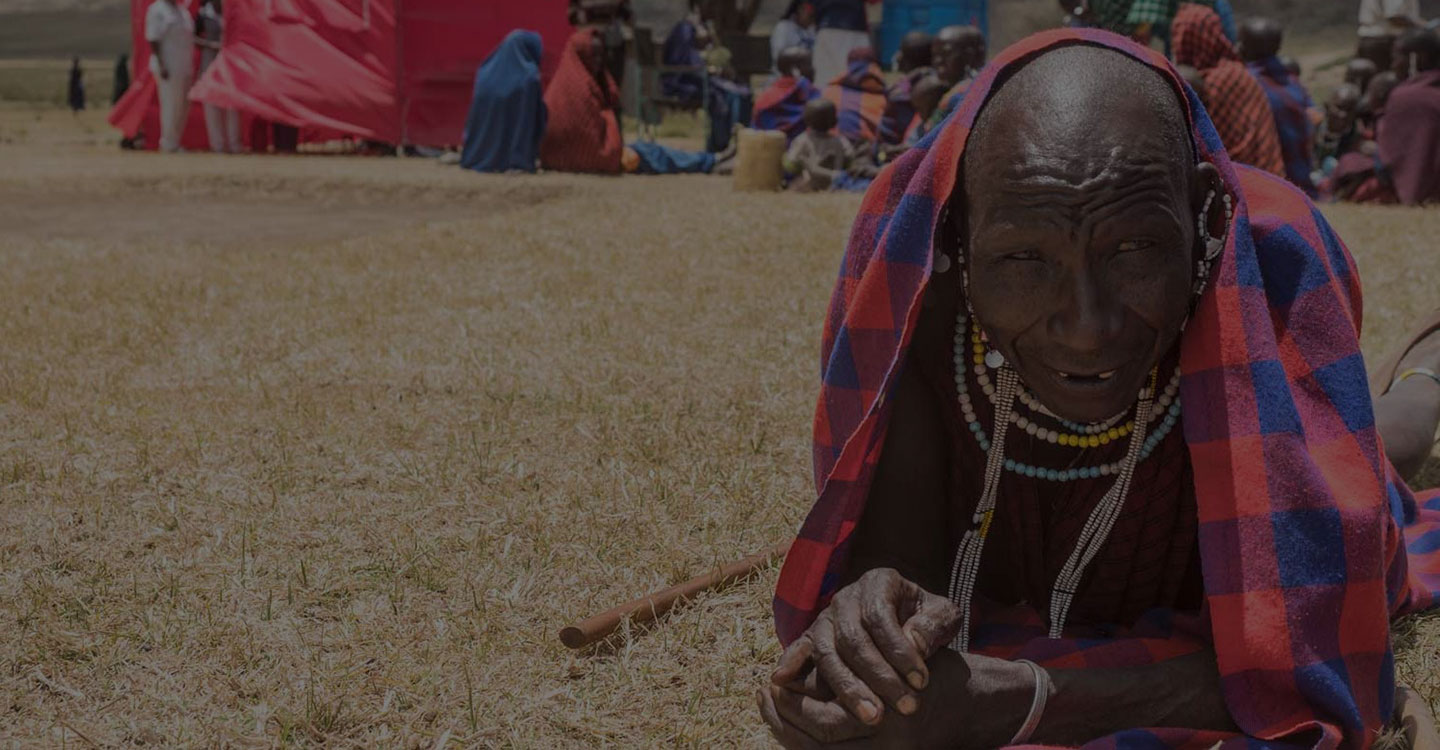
[732,128,787,192]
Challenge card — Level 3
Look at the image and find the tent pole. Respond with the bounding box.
[394,0,408,147]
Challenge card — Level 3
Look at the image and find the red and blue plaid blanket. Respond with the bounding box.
[775,28,1440,749]
[821,59,888,143]
[1248,55,1318,197]
[751,75,821,144]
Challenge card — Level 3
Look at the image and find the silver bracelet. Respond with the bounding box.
[1008,659,1050,745]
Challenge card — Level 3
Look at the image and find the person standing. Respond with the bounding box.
[196,0,241,153]
[812,0,870,86]
[771,1,817,70]
[145,0,195,153]
[1358,0,1424,72]
[112,53,131,105]
[67,57,85,114]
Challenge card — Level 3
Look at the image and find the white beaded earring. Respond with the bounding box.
[1193,188,1233,299]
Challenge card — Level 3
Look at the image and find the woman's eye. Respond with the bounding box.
[1117,239,1155,253]
[1002,250,1041,261]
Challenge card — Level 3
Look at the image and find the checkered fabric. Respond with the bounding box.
[1173,4,1285,176]
[773,27,1440,749]
[751,75,821,144]
[879,68,930,146]
[1086,0,1138,36]
[1126,0,1178,25]
[1249,55,1318,197]
[821,59,888,143]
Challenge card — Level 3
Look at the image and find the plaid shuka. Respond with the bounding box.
[821,59,888,143]
[774,27,1440,749]
[1173,3,1285,177]
[751,75,821,145]
[1249,55,1319,197]
[879,68,931,146]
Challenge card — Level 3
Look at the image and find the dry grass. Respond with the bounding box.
[0,105,1438,748]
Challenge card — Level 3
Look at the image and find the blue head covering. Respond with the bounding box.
[461,30,546,173]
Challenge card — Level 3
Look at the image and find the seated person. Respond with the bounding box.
[1333,29,1440,205]
[1345,56,1380,94]
[821,47,888,144]
[878,30,935,146]
[782,99,867,192]
[874,73,947,166]
[752,46,821,144]
[1239,17,1317,195]
[1362,69,1402,127]
[660,1,751,153]
[928,25,986,129]
[1314,83,1366,182]
[461,30,546,173]
[761,31,1440,749]
[540,29,728,175]
[1172,3,1285,176]
[660,2,709,103]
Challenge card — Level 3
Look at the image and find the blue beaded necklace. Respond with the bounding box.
[953,311,1182,482]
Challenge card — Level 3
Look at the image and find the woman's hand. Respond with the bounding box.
[758,646,1040,749]
[771,568,962,726]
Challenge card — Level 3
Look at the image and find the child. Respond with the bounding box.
[783,99,858,192]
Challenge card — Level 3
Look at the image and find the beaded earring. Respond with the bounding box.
[1193,188,1233,300]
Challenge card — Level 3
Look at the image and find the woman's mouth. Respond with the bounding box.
[1054,369,1120,385]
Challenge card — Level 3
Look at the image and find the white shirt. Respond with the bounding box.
[145,0,194,79]
[1359,0,1422,37]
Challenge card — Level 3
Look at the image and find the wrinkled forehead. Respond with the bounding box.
[959,44,1196,216]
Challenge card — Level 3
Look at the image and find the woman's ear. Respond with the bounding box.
[1190,161,1225,239]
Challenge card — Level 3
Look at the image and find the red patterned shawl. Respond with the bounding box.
[538,29,623,174]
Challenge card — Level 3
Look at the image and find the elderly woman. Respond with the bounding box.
[759,28,1440,749]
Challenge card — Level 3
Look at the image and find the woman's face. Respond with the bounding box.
[958,72,1219,423]
[795,3,816,27]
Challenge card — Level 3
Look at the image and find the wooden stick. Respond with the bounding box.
[559,540,791,649]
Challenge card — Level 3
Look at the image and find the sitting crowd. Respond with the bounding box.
[463,1,1440,206]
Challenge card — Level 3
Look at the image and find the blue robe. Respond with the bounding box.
[461,30,546,173]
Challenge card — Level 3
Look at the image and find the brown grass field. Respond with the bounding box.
[2,102,1440,748]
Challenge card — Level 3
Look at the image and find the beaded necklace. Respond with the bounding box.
[945,311,1179,650]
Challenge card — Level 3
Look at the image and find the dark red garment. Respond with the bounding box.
[114,0,571,148]
[1171,3,1283,176]
[1378,69,1440,205]
[910,309,1202,631]
[539,29,624,174]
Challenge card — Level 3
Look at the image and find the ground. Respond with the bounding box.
[2,100,1440,749]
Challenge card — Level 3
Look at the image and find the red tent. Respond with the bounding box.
[111,0,572,149]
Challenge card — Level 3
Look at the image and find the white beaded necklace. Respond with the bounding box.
[945,325,1162,652]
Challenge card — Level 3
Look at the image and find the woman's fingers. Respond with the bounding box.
[860,575,933,691]
[900,587,963,657]
[772,635,815,686]
[770,683,877,744]
[757,686,823,750]
[811,615,887,725]
[830,588,921,716]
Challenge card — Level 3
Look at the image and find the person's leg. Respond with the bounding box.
[1374,328,1440,480]
[157,75,181,152]
[224,108,242,153]
[204,101,225,153]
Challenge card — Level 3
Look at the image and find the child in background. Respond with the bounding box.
[783,99,857,192]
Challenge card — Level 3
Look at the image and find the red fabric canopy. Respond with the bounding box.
[111,0,572,148]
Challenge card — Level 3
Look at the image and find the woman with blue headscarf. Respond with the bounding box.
[461,30,547,173]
